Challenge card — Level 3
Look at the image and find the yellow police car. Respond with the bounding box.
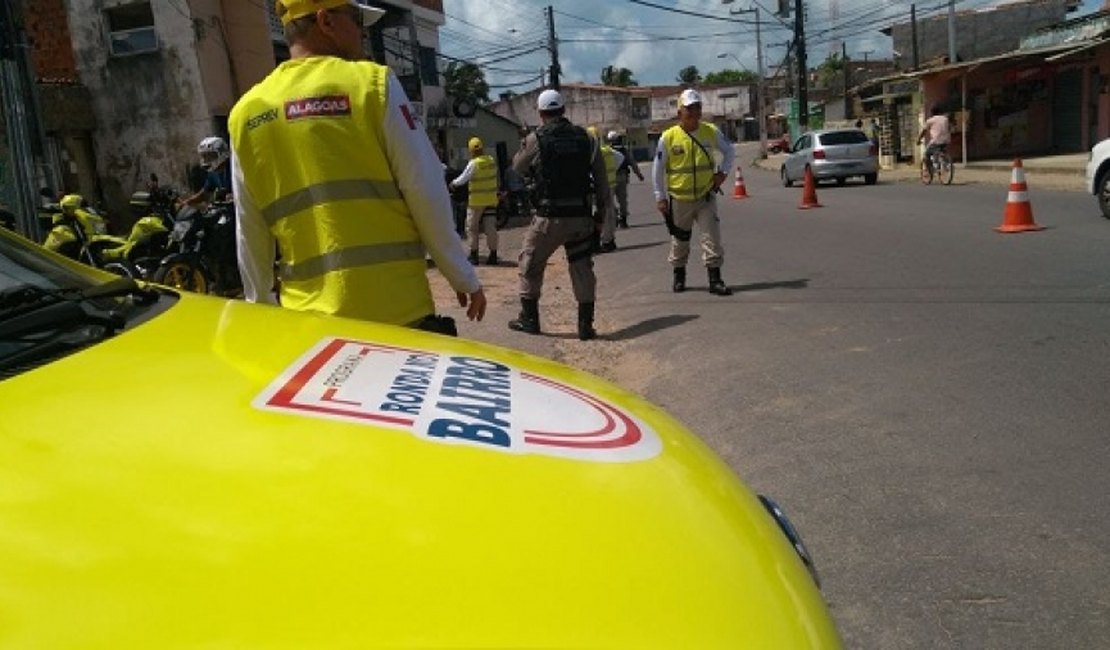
[0,227,841,648]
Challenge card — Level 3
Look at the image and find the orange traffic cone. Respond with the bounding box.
[995,159,1043,233]
[798,166,822,209]
[732,165,750,199]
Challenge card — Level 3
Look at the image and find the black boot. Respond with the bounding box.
[672,267,686,293]
[486,251,498,266]
[508,298,541,334]
[708,267,733,296]
[577,302,596,341]
[467,250,479,265]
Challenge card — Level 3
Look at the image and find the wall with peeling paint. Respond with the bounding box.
[65,1,272,221]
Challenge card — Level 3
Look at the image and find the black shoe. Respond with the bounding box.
[672,268,686,293]
[467,251,479,265]
[508,298,541,334]
[617,219,629,229]
[599,240,617,253]
[708,267,733,296]
[577,302,596,341]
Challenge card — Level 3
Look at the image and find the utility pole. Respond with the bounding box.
[947,0,957,64]
[842,42,849,120]
[545,6,560,90]
[793,0,808,130]
[724,2,767,157]
[911,4,920,70]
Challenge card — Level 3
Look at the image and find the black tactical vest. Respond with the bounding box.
[534,118,592,216]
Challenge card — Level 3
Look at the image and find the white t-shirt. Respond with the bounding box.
[924,115,951,145]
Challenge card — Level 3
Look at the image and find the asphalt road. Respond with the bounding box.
[446,144,1110,649]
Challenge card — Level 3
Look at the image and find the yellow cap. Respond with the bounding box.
[467,137,483,152]
[274,0,385,26]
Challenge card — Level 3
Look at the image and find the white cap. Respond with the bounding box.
[537,89,565,111]
[679,88,703,107]
[606,130,620,141]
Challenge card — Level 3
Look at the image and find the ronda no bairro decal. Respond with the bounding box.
[253,338,662,463]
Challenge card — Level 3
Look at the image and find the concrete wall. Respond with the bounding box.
[891,0,1073,65]
[64,1,277,218]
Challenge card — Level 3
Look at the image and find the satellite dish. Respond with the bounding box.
[453,98,477,118]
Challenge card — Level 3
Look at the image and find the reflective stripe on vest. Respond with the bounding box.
[468,154,498,207]
[662,123,718,201]
[228,56,433,325]
[260,179,402,227]
[279,241,426,282]
[601,145,618,188]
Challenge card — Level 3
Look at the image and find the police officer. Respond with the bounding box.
[608,130,643,229]
[588,126,623,253]
[652,88,735,296]
[229,0,485,332]
[509,89,610,341]
[449,136,499,265]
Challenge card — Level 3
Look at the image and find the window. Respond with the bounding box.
[106,3,158,57]
[819,130,869,146]
[419,46,438,87]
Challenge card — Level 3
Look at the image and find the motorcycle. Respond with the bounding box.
[152,200,241,296]
[40,197,135,276]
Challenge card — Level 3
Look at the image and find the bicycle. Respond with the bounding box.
[920,146,954,185]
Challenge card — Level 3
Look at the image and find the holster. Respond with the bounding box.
[663,197,692,242]
[413,314,458,337]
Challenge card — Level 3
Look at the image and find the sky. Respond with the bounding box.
[440,0,1105,93]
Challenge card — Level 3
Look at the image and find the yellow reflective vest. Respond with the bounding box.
[661,122,720,201]
[228,56,433,325]
[600,144,618,188]
[468,154,498,208]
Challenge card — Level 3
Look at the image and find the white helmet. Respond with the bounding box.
[536,89,565,111]
[606,130,620,143]
[197,136,229,171]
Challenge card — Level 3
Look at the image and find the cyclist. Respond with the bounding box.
[917,105,951,175]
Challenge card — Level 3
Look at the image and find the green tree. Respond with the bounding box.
[704,69,759,84]
[600,65,638,87]
[814,52,846,90]
[676,65,701,84]
[443,61,490,104]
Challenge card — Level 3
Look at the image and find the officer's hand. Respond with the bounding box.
[711,171,727,191]
[656,199,669,215]
[458,288,487,322]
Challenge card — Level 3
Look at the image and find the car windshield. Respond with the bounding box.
[818,131,869,146]
[0,229,167,379]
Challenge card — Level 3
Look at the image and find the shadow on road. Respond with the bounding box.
[604,314,700,341]
[733,278,810,292]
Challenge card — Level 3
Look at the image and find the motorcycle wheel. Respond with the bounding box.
[154,259,210,294]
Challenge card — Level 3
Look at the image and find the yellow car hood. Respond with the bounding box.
[1,294,839,648]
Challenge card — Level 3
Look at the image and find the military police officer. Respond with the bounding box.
[509,89,610,340]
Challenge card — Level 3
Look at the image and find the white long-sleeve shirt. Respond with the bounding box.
[449,158,481,189]
[651,124,736,202]
[234,70,479,305]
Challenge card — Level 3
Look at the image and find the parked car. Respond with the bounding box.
[1085,137,1110,218]
[768,135,792,154]
[0,227,841,647]
[781,128,879,186]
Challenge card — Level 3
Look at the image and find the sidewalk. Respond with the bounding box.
[751,150,1089,193]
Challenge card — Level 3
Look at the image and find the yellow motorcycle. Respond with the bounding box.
[42,193,171,279]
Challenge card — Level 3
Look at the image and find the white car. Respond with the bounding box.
[781,129,879,187]
[1085,137,1110,218]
